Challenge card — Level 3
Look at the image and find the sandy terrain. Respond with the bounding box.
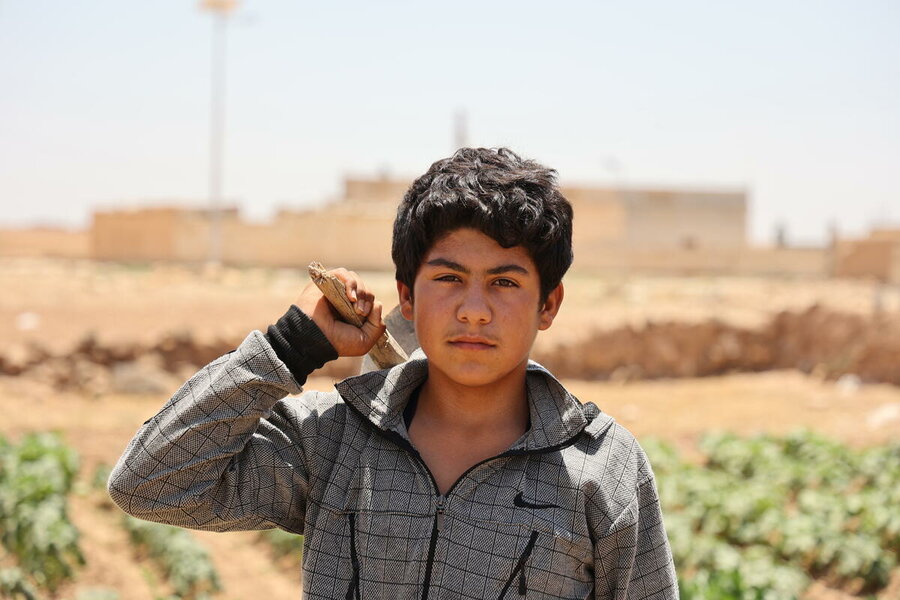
[4,257,899,354]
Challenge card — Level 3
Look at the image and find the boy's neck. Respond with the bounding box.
[414,364,531,437]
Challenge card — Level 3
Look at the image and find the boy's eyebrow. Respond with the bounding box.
[486,264,530,276]
[424,258,530,276]
[425,258,469,273]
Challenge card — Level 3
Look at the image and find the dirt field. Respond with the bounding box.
[4,257,899,354]
[2,258,899,599]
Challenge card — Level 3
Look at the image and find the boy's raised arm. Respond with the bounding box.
[106,269,385,533]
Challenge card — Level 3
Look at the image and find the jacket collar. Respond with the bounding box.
[334,349,612,451]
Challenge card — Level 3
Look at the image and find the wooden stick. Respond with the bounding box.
[307,262,409,369]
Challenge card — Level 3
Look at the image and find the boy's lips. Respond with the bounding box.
[448,335,496,349]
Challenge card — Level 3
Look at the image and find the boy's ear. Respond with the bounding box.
[538,283,564,331]
[397,280,414,320]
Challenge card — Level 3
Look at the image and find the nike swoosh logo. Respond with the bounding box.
[513,491,559,510]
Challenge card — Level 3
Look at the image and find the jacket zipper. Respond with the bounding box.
[344,401,588,600]
[497,530,539,599]
[380,431,444,600]
[345,513,360,600]
[420,496,443,600]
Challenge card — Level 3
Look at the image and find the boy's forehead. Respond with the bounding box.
[421,228,535,272]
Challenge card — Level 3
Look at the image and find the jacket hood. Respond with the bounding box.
[335,349,614,451]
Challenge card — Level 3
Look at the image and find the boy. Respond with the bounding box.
[109,148,677,599]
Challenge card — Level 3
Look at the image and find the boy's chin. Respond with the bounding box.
[427,361,526,390]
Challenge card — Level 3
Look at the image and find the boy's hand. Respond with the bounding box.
[294,268,386,357]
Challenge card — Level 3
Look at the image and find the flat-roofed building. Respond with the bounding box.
[834,228,900,283]
[76,174,830,277]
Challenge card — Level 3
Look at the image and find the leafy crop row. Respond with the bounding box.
[643,431,900,599]
[0,567,40,600]
[0,432,84,593]
[121,515,221,600]
[259,528,304,561]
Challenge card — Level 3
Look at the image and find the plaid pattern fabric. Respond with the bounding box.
[109,331,678,599]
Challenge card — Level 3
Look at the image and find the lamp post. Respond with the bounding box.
[199,0,238,265]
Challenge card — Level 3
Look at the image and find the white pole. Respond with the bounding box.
[208,10,227,265]
[201,0,237,264]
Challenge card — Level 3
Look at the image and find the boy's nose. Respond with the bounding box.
[456,287,491,324]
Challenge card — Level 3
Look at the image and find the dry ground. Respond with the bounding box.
[1,258,899,599]
[4,257,900,354]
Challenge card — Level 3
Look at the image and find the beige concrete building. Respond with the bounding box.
[89,194,397,270]
[834,228,900,283]
[566,186,747,251]
[86,176,753,272]
[0,227,89,259]
[92,207,241,263]
[339,176,749,252]
[4,174,841,278]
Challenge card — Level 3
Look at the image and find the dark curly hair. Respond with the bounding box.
[392,147,573,303]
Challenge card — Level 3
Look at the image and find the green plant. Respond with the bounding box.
[90,463,112,492]
[647,431,900,597]
[75,587,121,600]
[0,568,40,600]
[0,433,84,593]
[259,528,304,561]
[122,516,221,600]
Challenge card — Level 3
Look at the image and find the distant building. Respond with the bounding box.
[834,228,900,284]
[563,185,746,254]
[5,174,842,277]
[92,206,241,263]
[0,226,89,259]
[335,175,749,250]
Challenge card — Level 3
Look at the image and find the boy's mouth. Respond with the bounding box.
[448,335,496,350]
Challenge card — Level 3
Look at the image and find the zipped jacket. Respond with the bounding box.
[108,329,678,599]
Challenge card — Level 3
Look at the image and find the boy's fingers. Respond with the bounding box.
[331,268,375,317]
[340,271,359,303]
[356,286,374,316]
[361,302,385,341]
[331,268,376,314]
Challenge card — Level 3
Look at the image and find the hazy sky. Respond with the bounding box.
[1,0,897,244]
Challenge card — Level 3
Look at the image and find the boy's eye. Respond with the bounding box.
[493,278,518,288]
[435,274,461,282]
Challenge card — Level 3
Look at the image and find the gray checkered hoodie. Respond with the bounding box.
[108,314,678,599]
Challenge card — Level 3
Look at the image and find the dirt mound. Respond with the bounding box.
[0,330,361,395]
[2,306,897,392]
[535,306,900,384]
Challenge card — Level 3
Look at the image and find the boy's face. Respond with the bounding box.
[397,227,563,390]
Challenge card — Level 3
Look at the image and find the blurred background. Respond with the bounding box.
[0,1,898,599]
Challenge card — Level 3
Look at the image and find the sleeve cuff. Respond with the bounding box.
[265,305,338,385]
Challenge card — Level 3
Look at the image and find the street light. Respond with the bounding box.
[199,0,239,265]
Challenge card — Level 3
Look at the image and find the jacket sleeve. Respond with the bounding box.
[107,311,336,534]
[593,476,679,599]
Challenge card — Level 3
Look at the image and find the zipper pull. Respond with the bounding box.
[436,496,445,532]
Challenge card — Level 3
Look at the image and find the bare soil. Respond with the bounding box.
[4,258,899,354]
